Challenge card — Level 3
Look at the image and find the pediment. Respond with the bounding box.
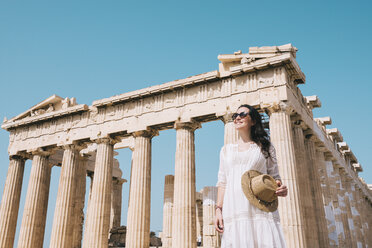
[5,94,77,123]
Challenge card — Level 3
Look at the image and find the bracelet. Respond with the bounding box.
[215,205,222,212]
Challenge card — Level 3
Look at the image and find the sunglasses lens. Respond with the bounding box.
[232,113,238,120]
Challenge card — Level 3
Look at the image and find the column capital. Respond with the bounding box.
[265,101,294,115]
[28,147,56,157]
[324,152,335,161]
[174,120,201,131]
[60,142,87,152]
[9,154,28,161]
[92,137,120,145]
[132,129,159,138]
[217,112,234,124]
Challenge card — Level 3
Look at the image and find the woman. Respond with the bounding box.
[215,104,288,248]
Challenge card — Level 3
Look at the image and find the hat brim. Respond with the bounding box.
[241,170,278,212]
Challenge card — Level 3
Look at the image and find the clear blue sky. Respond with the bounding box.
[0,1,371,247]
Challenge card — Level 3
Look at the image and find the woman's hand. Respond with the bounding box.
[275,180,288,197]
[214,208,224,233]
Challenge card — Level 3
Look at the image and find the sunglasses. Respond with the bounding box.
[232,112,249,120]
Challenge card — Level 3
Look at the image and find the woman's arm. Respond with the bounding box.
[215,186,225,233]
[267,145,288,197]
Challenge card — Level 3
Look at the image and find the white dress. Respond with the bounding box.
[216,143,287,248]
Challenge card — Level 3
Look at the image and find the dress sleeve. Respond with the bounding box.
[216,145,227,188]
[267,144,281,181]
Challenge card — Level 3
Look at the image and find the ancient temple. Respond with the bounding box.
[0,44,371,248]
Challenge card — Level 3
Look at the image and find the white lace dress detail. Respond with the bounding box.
[216,143,287,248]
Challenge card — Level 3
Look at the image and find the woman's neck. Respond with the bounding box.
[238,130,252,143]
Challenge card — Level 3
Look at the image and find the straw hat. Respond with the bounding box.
[241,170,278,212]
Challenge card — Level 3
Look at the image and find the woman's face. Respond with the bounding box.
[233,107,255,131]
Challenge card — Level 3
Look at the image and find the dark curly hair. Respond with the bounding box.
[236,104,271,158]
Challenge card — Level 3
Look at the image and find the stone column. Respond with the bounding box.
[292,123,317,247]
[172,121,200,248]
[82,138,115,248]
[349,183,364,247]
[339,170,357,247]
[195,192,203,245]
[110,178,125,230]
[0,155,26,248]
[202,186,220,248]
[126,130,157,248]
[316,150,338,247]
[304,138,329,247]
[324,156,341,247]
[72,155,88,248]
[82,172,94,245]
[220,113,238,145]
[358,189,371,246]
[17,151,52,248]
[50,145,82,248]
[268,105,305,248]
[356,187,369,246]
[162,175,174,247]
[334,166,352,247]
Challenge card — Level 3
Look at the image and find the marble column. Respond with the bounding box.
[110,178,125,230]
[221,113,238,145]
[359,189,372,246]
[316,150,338,247]
[304,138,329,247]
[202,186,220,248]
[172,121,200,248]
[292,123,316,247]
[50,145,81,248]
[268,105,305,248]
[334,166,352,247]
[339,170,357,247]
[324,156,341,247]
[349,183,364,247]
[0,155,26,248]
[195,192,203,245]
[72,155,88,248]
[126,130,157,248]
[17,152,52,248]
[162,175,174,248]
[82,138,115,248]
[356,187,369,246]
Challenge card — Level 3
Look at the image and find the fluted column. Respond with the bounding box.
[72,155,88,248]
[50,145,82,247]
[220,113,238,145]
[126,130,157,248]
[358,189,371,246]
[292,123,317,247]
[82,138,115,248]
[268,105,305,248]
[332,163,349,246]
[110,178,125,230]
[162,175,174,247]
[356,187,369,246]
[172,121,200,248]
[0,155,26,248]
[202,186,220,248]
[17,151,52,248]
[304,138,329,247]
[339,170,357,247]
[316,150,338,247]
[324,156,341,247]
[349,183,364,247]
